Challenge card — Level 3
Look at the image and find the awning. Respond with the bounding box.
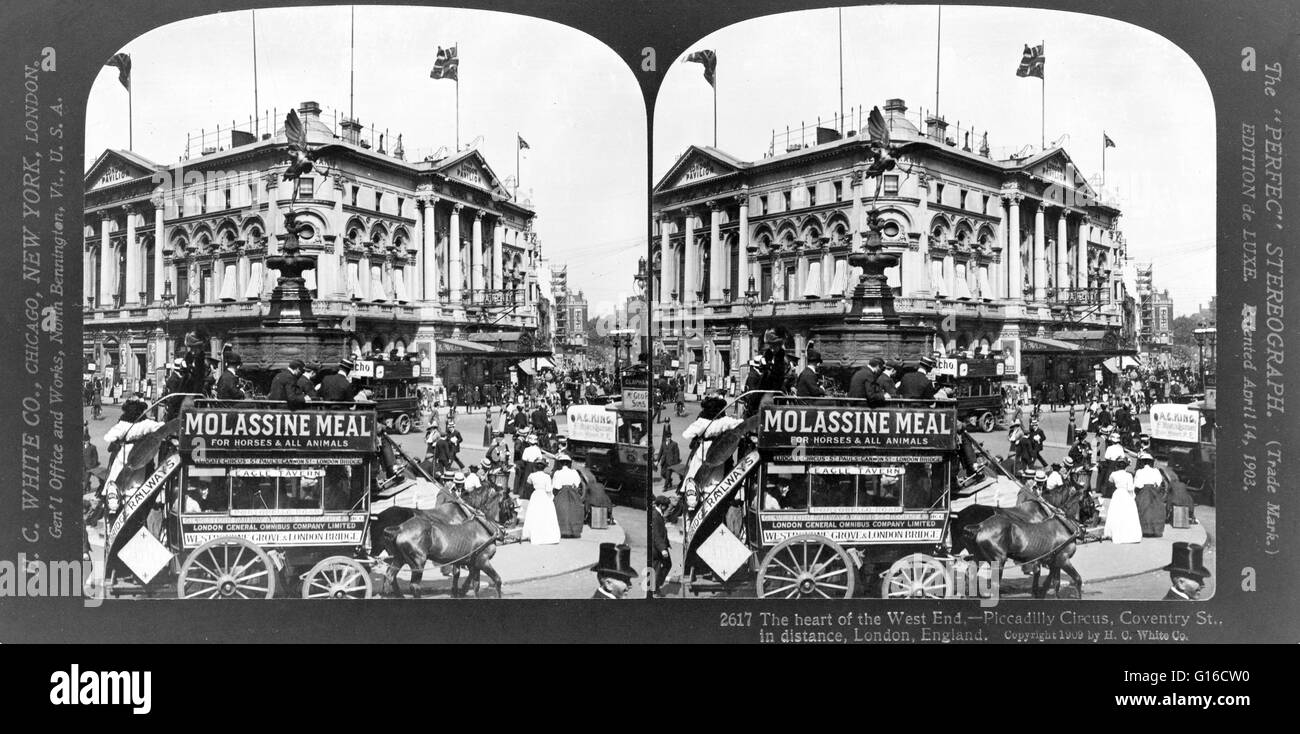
[1021,336,1082,353]
[1102,356,1142,373]
[516,357,555,376]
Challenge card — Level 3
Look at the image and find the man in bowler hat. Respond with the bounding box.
[268,359,310,406]
[215,352,245,399]
[592,542,637,599]
[1163,542,1211,600]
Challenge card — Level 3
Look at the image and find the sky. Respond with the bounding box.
[85,5,646,314]
[655,5,1216,316]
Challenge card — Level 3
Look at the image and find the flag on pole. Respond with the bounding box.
[684,49,717,87]
[1015,44,1045,78]
[106,53,132,91]
[430,46,459,80]
[517,134,530,151]
[1104,132,1116,148]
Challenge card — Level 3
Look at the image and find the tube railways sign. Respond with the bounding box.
[759,405,957,450]
[181,409,378,453]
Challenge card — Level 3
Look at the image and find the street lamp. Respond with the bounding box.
[1192,321,1216,393]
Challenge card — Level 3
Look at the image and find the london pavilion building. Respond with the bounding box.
[652,98,1138,396]
[83,101,546,396]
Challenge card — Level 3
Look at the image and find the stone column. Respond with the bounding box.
[264,174,281,254]
[492,221,504,292]
[327,177,347,299]
[682,208,697,303]
[99,213,113,306]
[1005,194,1022,300]
[420,196,439,300]
[1056,209,1069,300]
[659,217,675,304]
[709,201,723,301]
[358,250,371,300]
[1033,201,1047,301]
[151,194,166,301]
[911,174,932,295]
[83,243,93,305]
[796,250,808,298]
[449,204,463,304]
[124,206,141,305]
[820,244,833,297]
[851,163,866,249]
[1076,216,1089,291]
[943,250,956,297]
[471,210,485,297]
[736,190,750,297]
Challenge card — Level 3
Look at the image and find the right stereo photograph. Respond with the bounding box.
[648,4,1216,602]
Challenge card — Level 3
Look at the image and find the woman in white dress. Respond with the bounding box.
[1103,458,1142,544]
[521,461,561,545]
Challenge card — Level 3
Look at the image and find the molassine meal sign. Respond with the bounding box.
[181,408,378,453]
[758,405,957,450]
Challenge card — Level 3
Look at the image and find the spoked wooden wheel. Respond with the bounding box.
[881,553,953,599]
[301,556,374,599]
[756,535,856,599]
[177,537,277,599]
[393,414,413,434]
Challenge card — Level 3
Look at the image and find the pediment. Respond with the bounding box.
[654,146,744,193]
[84,150,159,190]
[438,149,510,198]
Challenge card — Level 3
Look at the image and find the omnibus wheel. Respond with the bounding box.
[177,537,277,599]
[978,412,996,432]
[393,413,413,434]
[756,535,856,599]
[301,556,374,599]
[881,553,953,599]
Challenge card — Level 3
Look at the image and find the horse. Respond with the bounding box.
[949,484,1054,557]
[963,510,1085,599]
[372,481,505,598]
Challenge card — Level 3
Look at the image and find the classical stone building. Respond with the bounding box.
[83,101,544,394]
[652,98,1135,395]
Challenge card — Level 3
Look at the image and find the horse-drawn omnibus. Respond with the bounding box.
[933,357,1009,432]
[680,394,965,598]
[102,397,380,599]
[1149,390,1216,506]
[352,357,424,434]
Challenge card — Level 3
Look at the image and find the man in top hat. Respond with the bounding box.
[1163,542,1211,600]
[794,350,826,397]
[848,357,887,405]
[592,542,637,599]
[319,358,357,402]
[215,352,245,400]
[268,359,311,406]
[1026,417,1049,469]
[898,357,936,399]
[445,418,466,470]
[649,494,674,596]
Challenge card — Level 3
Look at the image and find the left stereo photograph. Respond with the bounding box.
[80,4,649,601]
